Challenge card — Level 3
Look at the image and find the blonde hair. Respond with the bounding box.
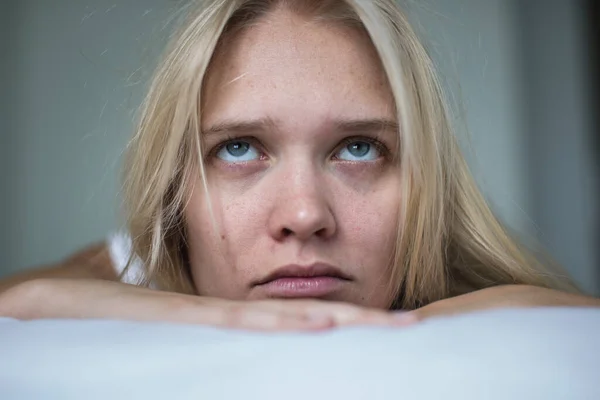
[122,0,576,309]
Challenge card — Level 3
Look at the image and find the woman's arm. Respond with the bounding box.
[0,242,117,295]
[0,278,413,331]
[411,285,600,320]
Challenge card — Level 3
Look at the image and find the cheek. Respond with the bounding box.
[185,178,264,238]
[336,181,401,266]
[183,180,268,275]
[184,186,217,249]
[183,186,221,289]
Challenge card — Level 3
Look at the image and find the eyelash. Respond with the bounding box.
[333,136,390,160]
[207,135,390,161]
[206,135,263,161]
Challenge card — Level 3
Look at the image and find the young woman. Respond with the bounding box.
[1,0,598,330]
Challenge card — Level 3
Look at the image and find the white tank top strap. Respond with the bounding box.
[106,231,146,286]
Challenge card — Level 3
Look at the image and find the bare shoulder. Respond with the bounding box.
[0,242,117,295]
[61,242,117,280]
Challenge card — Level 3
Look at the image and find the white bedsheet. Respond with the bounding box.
[1,308,599,400]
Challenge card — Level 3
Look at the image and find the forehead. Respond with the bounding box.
[201,9,395,129]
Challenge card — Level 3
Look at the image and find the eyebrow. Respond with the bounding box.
[202,117,399,136]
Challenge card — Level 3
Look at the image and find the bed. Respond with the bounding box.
[1,308,599,399]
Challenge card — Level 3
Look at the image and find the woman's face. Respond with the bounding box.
[185,9,402,308]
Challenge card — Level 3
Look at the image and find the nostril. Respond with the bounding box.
[315,227,328,237]
[281,228,293,237]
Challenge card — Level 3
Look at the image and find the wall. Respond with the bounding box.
[405,0,533,232]
[519,0,599,293]
[1,2,19,271]
[1,0,171,274]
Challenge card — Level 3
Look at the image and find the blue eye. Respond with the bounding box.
[216,140,260,162]
[336,140,380,161]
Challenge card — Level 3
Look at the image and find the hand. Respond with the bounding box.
[0,279,417,332]
[409,285,600,321]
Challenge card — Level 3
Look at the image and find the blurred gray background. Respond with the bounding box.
[1,0,598,294]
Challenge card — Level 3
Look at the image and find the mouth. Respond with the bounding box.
[253,263,352,298]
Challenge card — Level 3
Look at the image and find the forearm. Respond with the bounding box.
[0,278,200,322]
[414,285,600,320]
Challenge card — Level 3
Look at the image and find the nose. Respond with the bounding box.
[267,167,336,242]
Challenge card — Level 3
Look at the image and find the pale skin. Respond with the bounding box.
[0,9,598,330]
[188,9,400,307]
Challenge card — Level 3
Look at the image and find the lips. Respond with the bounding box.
[253,263,352,298]
[255,263,352,285]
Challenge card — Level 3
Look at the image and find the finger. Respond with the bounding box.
[215,306,336,332]
[240,300,419,328]
[325,309,417,328]
[237,311,335,332]
[273,301,403,327]
[296,301,421,327]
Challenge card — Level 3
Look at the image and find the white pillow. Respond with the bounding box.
[1,308,599,400]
